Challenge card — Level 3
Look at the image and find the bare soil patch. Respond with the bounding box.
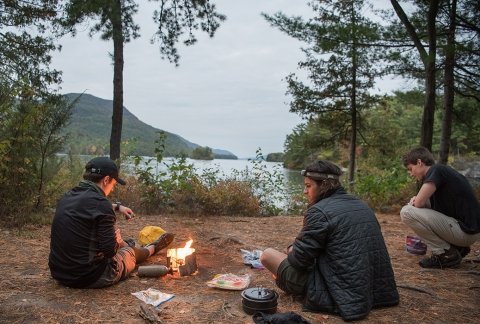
[1,213,479,323]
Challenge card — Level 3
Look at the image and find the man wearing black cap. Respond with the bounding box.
[49,157,174,288]
[260,160,399,321]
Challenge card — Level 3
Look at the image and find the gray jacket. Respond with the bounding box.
[288,187,399,321]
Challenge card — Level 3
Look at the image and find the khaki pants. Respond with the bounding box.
[86,247,137,288]
[400,205,480,255]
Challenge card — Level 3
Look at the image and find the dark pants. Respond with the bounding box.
[275,258,309,296]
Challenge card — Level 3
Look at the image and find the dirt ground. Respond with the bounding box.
[0,212,479,324]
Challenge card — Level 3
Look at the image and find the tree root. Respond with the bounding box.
[397,283,435,296]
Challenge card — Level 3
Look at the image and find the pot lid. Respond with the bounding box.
[242,288,277,301]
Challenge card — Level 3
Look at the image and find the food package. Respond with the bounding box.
[206,273,251,290]
[131,288,175,308]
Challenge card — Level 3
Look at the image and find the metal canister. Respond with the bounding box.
[137,265,170,277]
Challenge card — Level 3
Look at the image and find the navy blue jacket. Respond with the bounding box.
[288,188,399,321]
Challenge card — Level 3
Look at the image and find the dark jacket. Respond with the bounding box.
[48,181,118,288]
[288,188,399,321]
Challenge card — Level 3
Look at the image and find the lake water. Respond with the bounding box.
[127,156,305,196]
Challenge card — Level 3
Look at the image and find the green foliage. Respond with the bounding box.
[0,0,61,93]
[448,96,480,155]
[189,179,260,216]
[131,132,196,213]
[264,0,385,184]
[150,0,227,65]
[359,92,423,168]
[130,139,287,216]
[266,152,285,162]
[230,148,288,216]
[191,146,214,160]
[0,87,73,222]
[353,166,416,212]
[283,114,345,169]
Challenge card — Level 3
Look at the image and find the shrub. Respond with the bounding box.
[353,166,416,212]
[194,179,261,216]
[129,142,288,216]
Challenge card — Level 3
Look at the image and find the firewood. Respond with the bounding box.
[139,304,162,323]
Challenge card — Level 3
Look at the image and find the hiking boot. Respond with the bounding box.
[451,244,471,258]
[147,233,175,255]
[419,247,462,269]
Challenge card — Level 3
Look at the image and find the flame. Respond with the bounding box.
[177,239,195,261]
[184,239,193,249]
[167,240,195,269]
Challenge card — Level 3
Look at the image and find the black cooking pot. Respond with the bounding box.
[241,287,278,315]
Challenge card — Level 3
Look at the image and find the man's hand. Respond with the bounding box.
[408,196,416,206]
[119,205,135,220]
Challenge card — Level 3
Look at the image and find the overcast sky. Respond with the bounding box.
[52,0,408,158]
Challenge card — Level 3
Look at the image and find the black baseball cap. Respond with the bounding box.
[85,157,126,185]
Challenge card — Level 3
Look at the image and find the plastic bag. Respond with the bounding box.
[240,249,265,269]
[131,288,175,308]
[206,273,251,290]
[138,226,166,246]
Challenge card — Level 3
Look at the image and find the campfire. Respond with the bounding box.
[167,239,198,276]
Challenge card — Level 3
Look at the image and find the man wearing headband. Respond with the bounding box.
[49,157,174,288]
[260,160,399,321]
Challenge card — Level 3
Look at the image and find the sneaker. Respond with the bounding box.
[451,244,471,258]
[124,238,136,248]
[405,235,427,255]
[147,233,175,255]
[419,247,462,269]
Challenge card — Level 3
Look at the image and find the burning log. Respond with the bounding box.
[179,252,197,276]
[167,240,198,276]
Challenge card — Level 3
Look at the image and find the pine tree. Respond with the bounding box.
[264,0,383,187]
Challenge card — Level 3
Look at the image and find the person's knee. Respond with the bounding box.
[118,247,137,276]
[260,248,275,265]
[400,205,415,224]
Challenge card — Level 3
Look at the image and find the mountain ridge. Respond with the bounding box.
[62,93,237,159]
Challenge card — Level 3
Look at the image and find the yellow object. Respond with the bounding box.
[138,226,166,246]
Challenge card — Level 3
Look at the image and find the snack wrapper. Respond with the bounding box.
[131,288,175,308]
[240,249,265,269]
[206,273,251,290]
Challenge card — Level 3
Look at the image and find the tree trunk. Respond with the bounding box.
[348,3,357,191]
[110,0,124,161]
[390,0,439,152]
[422,63,436,151]
[420,0,439,151]
[439,0,457,164]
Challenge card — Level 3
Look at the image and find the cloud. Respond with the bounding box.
[52,0,405,158]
